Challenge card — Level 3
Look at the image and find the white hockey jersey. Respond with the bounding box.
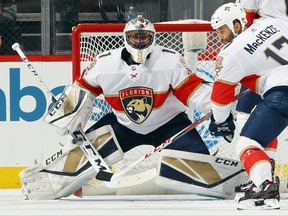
[211,17,288,123]
[76,45,211,134]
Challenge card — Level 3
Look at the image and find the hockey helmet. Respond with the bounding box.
[210,3,247,36]
[124,15,155,63]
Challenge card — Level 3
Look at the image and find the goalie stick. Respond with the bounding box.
[96,88,250,182]
[11,42,113,181]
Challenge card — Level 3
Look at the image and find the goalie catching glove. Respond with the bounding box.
[44,84,94,135]
[209,113,235,143]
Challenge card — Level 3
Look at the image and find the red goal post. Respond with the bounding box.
[71,21,288,194]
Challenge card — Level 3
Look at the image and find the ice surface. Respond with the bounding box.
[1,189,288,216]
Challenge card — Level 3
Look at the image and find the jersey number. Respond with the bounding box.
[264,36,288,65]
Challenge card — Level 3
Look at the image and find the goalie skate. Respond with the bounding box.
[237,179,280,210]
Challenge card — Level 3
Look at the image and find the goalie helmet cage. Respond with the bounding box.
[71,21,288,193]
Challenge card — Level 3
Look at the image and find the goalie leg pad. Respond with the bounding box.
[156,149,248,199]
[86,125,124,165]
[20,141,97,200]
[20,125,124,200]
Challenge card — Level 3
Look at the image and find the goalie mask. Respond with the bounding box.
[210,3,247,37]
[124,15,155,63]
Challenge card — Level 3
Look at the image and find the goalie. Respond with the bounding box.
[19,15,244,200]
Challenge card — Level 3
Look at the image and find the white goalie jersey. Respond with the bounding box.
[77,45,211,134]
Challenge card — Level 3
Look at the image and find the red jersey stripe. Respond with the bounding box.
[240,74,261,93]
[173,74,204,106]
[76,76,103,96]
[211,81,238,105]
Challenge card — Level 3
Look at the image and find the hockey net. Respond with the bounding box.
[71,20,288,194]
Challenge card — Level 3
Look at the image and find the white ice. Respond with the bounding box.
[1,189,288,216]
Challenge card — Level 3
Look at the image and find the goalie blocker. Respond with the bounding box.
[44,84,94,136]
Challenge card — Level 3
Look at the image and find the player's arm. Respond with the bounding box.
[208,80,237,142]
[239,74,261,94]
[245,10,259,27]
[75,61,103,97]
[211,51,245,122]
[208,52,245,140]
[210,80,238,123]
[236,0,259,27]
[170,54,212,114]
[176,74,212,114]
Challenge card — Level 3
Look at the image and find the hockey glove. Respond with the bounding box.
[209,113,236,143]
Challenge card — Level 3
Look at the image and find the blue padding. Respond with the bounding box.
[236,86,262,113]
[241,88,288,147]
[98,137,118,159]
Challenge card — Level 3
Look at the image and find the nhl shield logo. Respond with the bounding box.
[120,87,153,124]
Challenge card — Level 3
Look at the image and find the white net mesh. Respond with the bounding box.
[73,20,288,193]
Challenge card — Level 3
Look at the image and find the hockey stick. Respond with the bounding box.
[11,42,113,180]
[97,88,250,182]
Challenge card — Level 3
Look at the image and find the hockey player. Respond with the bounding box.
[209,2,288,209]
[213,0,280,197]
[19,15,217,200]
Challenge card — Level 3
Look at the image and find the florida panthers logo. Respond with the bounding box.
[120,87,153,124]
